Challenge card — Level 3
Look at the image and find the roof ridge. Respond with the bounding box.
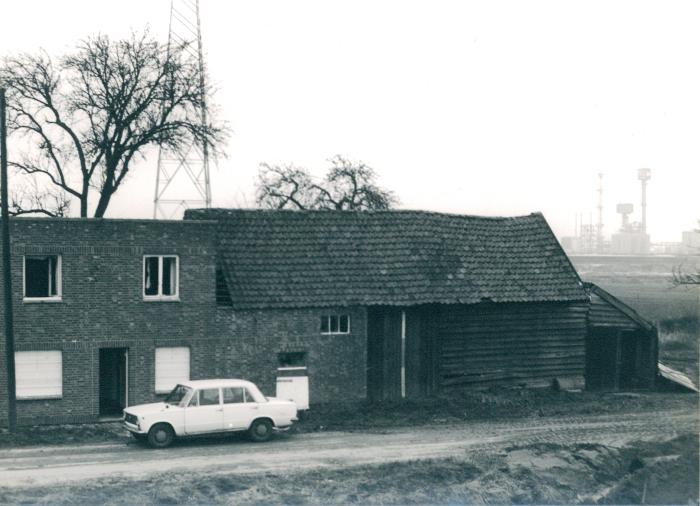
[186,207,543,221]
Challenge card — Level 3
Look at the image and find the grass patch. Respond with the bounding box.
[658,317,699,383]
[0,422,128,448]
[293,389,698,433]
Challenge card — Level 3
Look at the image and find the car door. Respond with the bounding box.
[183,387,224,434]
[222,386,260,430]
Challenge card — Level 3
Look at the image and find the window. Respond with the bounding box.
[24,255,61,300]
[144,255,179,299]
[278,351,306,367]
[215,266,232,306]
[15,351,62,399]
[155,347,190,393]
[164,385,192,406]
[189,388,220,407]
[223,387,246,404]
[320,314,350,334]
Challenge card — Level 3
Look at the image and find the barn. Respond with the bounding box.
[584,282,658,390]
[187,208,594,398]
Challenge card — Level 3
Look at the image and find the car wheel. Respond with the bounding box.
[147,423,174,449]
[248,418,273,442]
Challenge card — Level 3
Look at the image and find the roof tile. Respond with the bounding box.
[186,209,587,309]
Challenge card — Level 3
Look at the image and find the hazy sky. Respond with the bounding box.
[1,1,698,241]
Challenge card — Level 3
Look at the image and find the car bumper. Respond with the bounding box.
[124,420,146,434]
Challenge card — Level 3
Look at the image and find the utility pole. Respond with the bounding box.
[596,173,604,253]
[0,88,17,431]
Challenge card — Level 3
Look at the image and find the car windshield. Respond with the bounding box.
[164,385,191,405]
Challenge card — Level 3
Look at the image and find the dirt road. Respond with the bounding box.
[1,408,696,489]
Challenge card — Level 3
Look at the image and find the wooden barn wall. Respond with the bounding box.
[588,294,639,329]
[436,302,588,389]
[585,327,658,390]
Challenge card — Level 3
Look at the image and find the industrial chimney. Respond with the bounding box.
[638,168,651,233]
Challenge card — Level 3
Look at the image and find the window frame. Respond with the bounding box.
[22,255,62,302]
[320,314,351,335]
[143,255,180,301]
[15,350,63,400]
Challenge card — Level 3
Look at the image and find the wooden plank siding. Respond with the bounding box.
[588,293,639,330]
[436,302,588,389]
[368,302,588,399]
[584,285,658,391]
[367,306,439,400]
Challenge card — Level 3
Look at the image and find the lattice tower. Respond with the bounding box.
[153,0,211,219]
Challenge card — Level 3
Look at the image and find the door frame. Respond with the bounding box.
[98,347,129,416]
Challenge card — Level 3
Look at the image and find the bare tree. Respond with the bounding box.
[10,180,70,217]
[0,31,225,217]
[673,269,700,285]
[256,155,398,210]
[256,163,318,210]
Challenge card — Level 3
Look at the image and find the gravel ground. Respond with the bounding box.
[0,408,697,504]
[0,406,696,489]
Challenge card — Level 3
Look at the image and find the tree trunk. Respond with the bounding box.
[80,185,89,217]
[93,187,113,218]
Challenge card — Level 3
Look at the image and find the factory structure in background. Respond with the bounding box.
[609,168,652,255]
[562,168,653,255]
[561,168,699,256]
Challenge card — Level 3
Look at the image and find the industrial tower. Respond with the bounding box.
[638,168,651,233]
[153,0,211,219]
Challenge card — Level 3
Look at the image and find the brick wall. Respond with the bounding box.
[0,218,218,425]
[0,218,368,426]
[212,306,367,402]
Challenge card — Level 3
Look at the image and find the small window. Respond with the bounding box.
[155,347,190,393]
[144,255,179,299]
[320,314,350,334]
[24,255,61,300]
[223,387,246,404]
[15,351,62,399]
[215,266,232,306]
[278,352,306,367]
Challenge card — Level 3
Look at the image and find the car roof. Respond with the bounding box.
[178,379,256,389]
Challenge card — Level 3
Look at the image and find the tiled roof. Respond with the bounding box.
[186,209,587,309]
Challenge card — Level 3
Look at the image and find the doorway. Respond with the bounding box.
[99,348,128,416]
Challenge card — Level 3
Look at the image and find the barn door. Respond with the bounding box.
[367,307,430,400]
[367,307,402,400]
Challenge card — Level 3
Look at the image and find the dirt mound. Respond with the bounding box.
[470,435,699,505]
[600,434,699,505]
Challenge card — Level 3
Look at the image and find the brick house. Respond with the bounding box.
[0,210,657,426]
[0,218,220,424]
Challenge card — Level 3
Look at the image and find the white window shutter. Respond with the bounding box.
[15,351,62,399]
[155,347,190,393]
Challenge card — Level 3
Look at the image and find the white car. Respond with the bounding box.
[123,379,298,448]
